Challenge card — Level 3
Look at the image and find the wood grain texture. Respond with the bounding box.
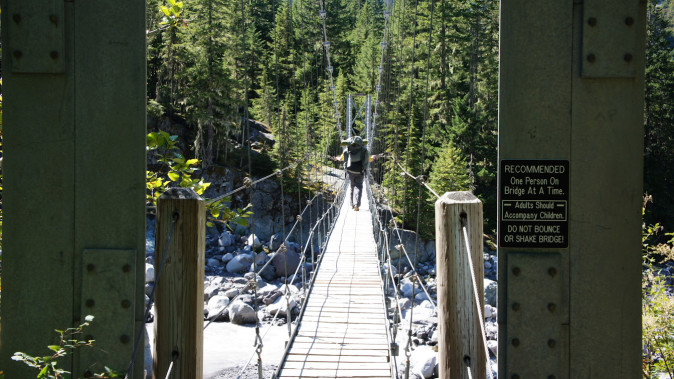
[154,189,205,379]
[435,192,485,379]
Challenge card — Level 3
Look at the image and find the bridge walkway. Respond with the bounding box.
[276,186,393,378]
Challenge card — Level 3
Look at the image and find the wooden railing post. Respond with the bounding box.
[435,191,486,379]
[154,188,205,379]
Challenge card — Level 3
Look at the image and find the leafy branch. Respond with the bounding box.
[11,316,122,378]
[146,130,252,229]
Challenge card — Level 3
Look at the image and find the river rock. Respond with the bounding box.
[219,231,235,248]
[257,283,278,298]
[488,339,498,358]
[206,294,230,321]
[255,251,267,266]
[404,300,436,323]
[263,291,282,305]
[485,304,497,320]
[382,263,398,278]
[411,346,437,378]
[204,284,219,301]
[227,254,254,273]
[221,252,234,263]
[400,278,420,298]
[247,234,261,249]
[484,279,497,307]
[424,240,436,262]
[271,247,301,277]
[415,292,433,302]
[398,297,412,312]
[266,295,297,318]
[223,287,240,300]
[390,229,426,263]
[145,263,155,283]
[259,264,277,282]
[207,258,221,268]
[269,233,284,251]
[244,272,266,288]
[486,321,498,340]
[228,300,257,325]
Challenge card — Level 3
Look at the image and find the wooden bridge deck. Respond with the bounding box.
[277,189,393,378]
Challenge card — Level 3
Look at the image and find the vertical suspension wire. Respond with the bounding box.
[392,0,407,287]
[401,0,420,377]
[238,0,264,377]
[269,0,290,343]
[461,220,495,379]
[412,0,437,304]
[401,0,420,236]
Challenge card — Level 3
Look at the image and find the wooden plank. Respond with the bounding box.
[278,368,391,377]
[285,355,389,363]
[286,348,388,357]
[304,305,385,311]
[297,323,388,332]
[282,362,391,370]
[278,195,391,379]
[290,342,390,351]
[301,316,387,325]
[302,309,385,315]
[293,336,388,344]
[296,331,388,339]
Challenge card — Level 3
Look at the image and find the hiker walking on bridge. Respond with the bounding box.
[331,136,372,211]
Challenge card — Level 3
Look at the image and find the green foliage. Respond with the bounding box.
[146,130,209,205]
[146,130,252,228]
[160,0,184,28]
[147,99,165,119]
[642,195,674,377]
[644,0,674,232]
[643,195,674,264]
[428,142,470,194]
[643,269,674,378]
[11,316,123,378]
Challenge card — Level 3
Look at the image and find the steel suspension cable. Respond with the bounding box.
[401,0,420,237]
[401,2,420,375]
[238,0,265,376]
[412,0,436,271]
[461,219,495,379]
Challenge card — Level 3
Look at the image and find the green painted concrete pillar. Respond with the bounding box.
[1,0,146,377]
[498,0,646,378]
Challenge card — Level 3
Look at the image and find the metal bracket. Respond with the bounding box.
[581,0,642,78]
[80,249,136,375]
[506,252,563,378]
[7,0,65,74]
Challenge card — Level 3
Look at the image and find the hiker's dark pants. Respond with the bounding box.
[348,171,364,208]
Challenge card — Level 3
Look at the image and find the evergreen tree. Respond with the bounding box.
[644,0,674,230]
[181,0,238,168]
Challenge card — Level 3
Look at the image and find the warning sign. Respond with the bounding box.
[499,160,569,248]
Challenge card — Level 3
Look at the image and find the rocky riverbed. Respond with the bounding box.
[143,213,499,379]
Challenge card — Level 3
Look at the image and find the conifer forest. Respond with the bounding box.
[145,0,674,236]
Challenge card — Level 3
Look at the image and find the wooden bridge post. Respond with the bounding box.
[154,188,205,379]
[435,192,486,379]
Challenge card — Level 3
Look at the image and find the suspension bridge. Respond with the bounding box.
[276,186,394,379]
[1,0,646,377]
[145,163,488,379]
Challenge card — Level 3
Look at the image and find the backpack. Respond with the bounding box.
[345,146,366,173]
